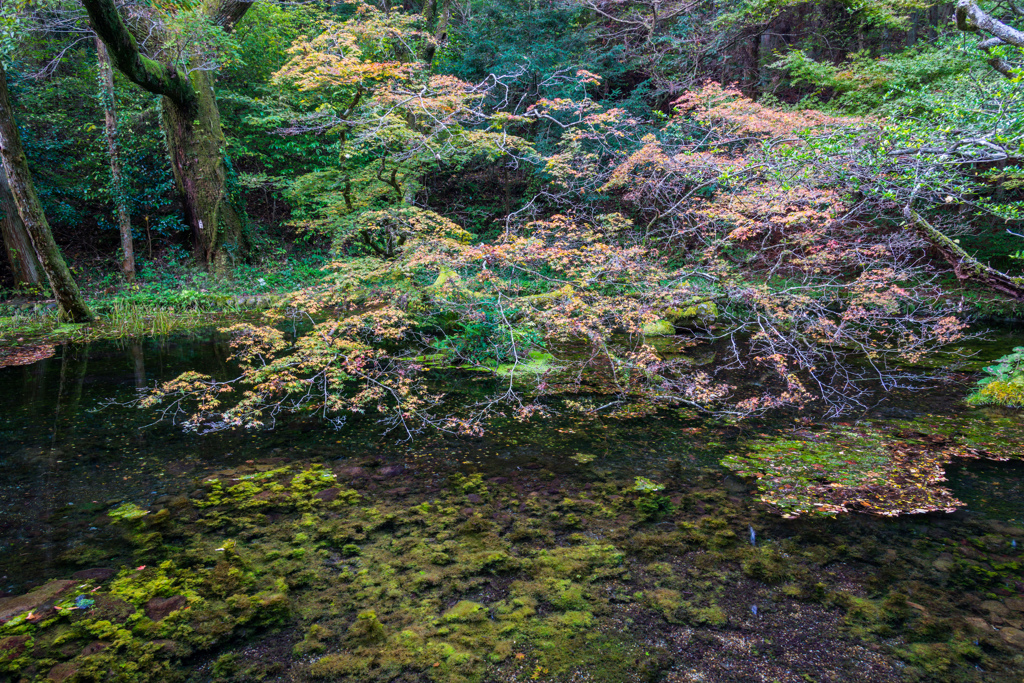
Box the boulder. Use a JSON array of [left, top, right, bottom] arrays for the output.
[[665, 300, 718, 326], [641, 319, 675, 337]]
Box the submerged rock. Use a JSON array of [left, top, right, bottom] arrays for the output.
[[144, 595, 187, 622], [46, 661, 79, 682], [80, 641, 109, 657], [0, 580, 76, 623], [71, 567, 115, 581], [1001, 627, 1024, 649], [0, 636, 29, 661], [313, 487, 340, 502], [334, 466, 369, 479]]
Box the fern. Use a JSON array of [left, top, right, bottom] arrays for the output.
[[967, 347, 1024, 407]]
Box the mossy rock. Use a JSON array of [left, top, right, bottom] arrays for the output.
[[664, 300, 718, 326], [641, 319, 675, 337], [442, 601, 487, 623]]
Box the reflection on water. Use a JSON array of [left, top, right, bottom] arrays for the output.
[[0, 330, 1022, 590], [4, 330, 1024, 682]]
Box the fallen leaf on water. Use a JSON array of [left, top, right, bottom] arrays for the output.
[[0, 344, 55, 368]]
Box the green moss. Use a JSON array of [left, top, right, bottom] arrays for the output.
[[442, 601, 487, 623], [293, 624, 334, 656], [742, 547, 795, 585], [348, 610, 386, 645], [635, 494, 674, 521], [646, 588, 682, 619], [108, 502, 150, 520], [641, 319, 675, 337], [687, 604, 727, 627], [6, 461, 1021, 683]]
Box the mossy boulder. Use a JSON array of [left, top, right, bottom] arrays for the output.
[[643, 300, 718, 336], [641, 319, 675, 337], [665, 300, 718, 326]]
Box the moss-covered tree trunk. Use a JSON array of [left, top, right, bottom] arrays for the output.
[[161, 70, 247, 271], [96, 38, 135, 281], [0, 64, 93, 321], [0, 164, 42, 286], [904, 206, 1024, 299], [82, 0, 251, 271]]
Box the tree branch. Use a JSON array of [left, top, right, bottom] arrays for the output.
[[957, 0, 1024, 77], [903, 206, 1024, 299], [81, 0, 198, 109]]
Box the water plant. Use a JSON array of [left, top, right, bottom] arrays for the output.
[[2, 457, 1023, 682]]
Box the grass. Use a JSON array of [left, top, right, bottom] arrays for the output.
[[0, 251, 331, 346], [0, 303, 243, 345]]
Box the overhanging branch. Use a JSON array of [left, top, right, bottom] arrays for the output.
[[903, 206, 1024, 299], [82, 0, 198, 110]]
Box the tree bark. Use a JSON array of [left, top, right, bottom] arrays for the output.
[[82, 0, 252, 270], [956, 0, 1024, 77], [161, 71, 247, 270], [0, 163, 42, 286], [0, 64, 93, 321], [96, 38, 135, 281], [420, 0, 439, 62]]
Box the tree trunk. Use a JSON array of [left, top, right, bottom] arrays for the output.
[[0, 163, 42, 286], [160, 69, 247, 271], [96, 38, 135, 281], [435, 0, 450, 43], [420, 0, 439, 62], [0, 63, 93, 321], [82, 0, 251, 270]]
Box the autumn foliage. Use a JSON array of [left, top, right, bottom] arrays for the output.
[[143, 16, 969, 439]]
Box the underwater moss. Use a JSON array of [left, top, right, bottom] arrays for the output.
[[5, 459, 1024, 683]]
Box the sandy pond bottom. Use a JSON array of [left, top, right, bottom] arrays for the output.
[[1, 335, 1024, 683]]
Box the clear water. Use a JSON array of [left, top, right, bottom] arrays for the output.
[[2, 329, 1024, 681], [1, 329, 1022, 586]]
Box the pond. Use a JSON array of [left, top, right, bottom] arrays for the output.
[[1, 330, 1024, 682]]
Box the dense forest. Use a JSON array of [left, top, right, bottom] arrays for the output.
[[3, 1, 1024, 681]]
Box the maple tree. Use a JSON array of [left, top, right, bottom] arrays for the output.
[[142, 71, 974, 435]]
